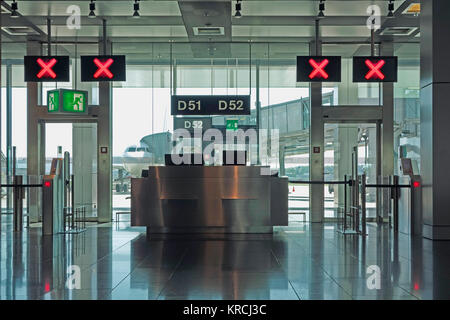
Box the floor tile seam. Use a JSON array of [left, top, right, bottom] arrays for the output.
[[155, 247, 189, 300]]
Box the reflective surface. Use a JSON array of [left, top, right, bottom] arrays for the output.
[[132, 166, 288, 232], [1, 215, 449, 300]]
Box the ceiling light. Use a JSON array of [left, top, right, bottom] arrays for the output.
[[133, 0, 140, 18], [318, 0, 325, 19], [11, 0, 19, 18], [88, 0, 96, 18], [403, 3, 420, 16], [235, 0, 242, 18], [387, 0, 394, 18]]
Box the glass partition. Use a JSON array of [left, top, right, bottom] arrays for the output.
[[393, 43, 420, 176], [322, 44, 381, 106]]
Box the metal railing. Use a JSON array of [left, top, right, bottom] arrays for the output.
[[289, 174, 416, 235], [63, 206, 86, 234], [1, 176, 44, 232]]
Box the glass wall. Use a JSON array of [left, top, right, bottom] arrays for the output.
[[393, 43, 420, 176], [111, 42, 311, 220], [322, 44, 381, 106]]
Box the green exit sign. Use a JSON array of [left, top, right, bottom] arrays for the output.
[[47, 89, 88, 114], [226, 119, 239, 131]]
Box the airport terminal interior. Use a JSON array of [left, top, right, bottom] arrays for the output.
[[0, 0, 450, 300]]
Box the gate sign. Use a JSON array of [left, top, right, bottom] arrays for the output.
[[171, 95, 251, 116], [81, 55, 126, 81], [47, 89, 88, 114], [353, 56, 398, 82], [24, 56, 70, 82], [174, 117, 212, 132], [297, 56, 341, 82]]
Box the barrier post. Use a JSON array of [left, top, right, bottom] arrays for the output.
[[361, 174, 367, 235], [393, 175, 399, 232], [344, 174, 347, 232], [13, 175, 23, 232]]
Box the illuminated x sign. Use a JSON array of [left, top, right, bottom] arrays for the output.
[[24, 56, 70, 82], [353, 56, 398, 82], [81, 55, 126, 82], [297, 56, 341, 82], [37, 58, 57, 79], [94, 58, 114, 79]]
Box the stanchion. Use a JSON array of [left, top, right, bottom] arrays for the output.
[[13, 175, 23, 232], [344, 174, 347, 232], [392, 175, 399, 232], [361, 173, 367, 236]]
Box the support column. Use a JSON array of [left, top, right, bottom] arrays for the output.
[[309, 36, 324, 223], [26, 40, 42, 223], [97, 38, 112, 223], [420, 0, 450, 240], [381, 42, 395, 221]]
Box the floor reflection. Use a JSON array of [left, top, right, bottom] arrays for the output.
[[1, 214, 449, 300]]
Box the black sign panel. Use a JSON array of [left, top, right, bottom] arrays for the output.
[[353, 56, 398, 82], [173, 117, 212, 132], [81, 55, 126, 82], [24, 56, 70, 82], [297, 56, 341, 82], [171, 95, 251, 116]]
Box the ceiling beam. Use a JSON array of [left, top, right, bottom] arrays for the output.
[[0, 2, 46, 38]]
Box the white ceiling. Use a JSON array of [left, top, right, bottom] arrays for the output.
[[0, 0, 420, 59]]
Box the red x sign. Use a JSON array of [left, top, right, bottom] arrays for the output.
[[365, 59, 385, 80], [37, 58, 57, 79], [93, 58, 114, 79], [309, 59, 329, 80]]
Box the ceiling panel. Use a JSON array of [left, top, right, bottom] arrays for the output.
[[237, 1, 406, 16], [232, 25, 314, 37], [8, 1, 181, 16]]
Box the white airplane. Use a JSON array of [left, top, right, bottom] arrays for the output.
[[121, 142, 154, 177]]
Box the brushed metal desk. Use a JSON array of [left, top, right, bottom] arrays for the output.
[[131, 166, 288, 234]]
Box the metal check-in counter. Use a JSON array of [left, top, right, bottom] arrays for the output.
[[131, 166, 288, 234]]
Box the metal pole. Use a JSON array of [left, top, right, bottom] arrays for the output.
[[393, 175, 399, 232], [13, 175, 23, 232], [47, 18, 52, 56], [315, 19, 320, 56], [102, 19, 107, 55], [344, 174, 347, 231], [71, 174, 75, 229], [353, 146, 359, 233], [361, 173, 367, 235], [12, 146, 16, 178], [370, 28, 375, 56]]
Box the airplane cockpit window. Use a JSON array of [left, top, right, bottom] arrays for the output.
[[137, 147, 146, 152], [127, 147, 137, 152]]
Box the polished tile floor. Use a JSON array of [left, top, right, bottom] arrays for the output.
[[0, 215, 449, 300]]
